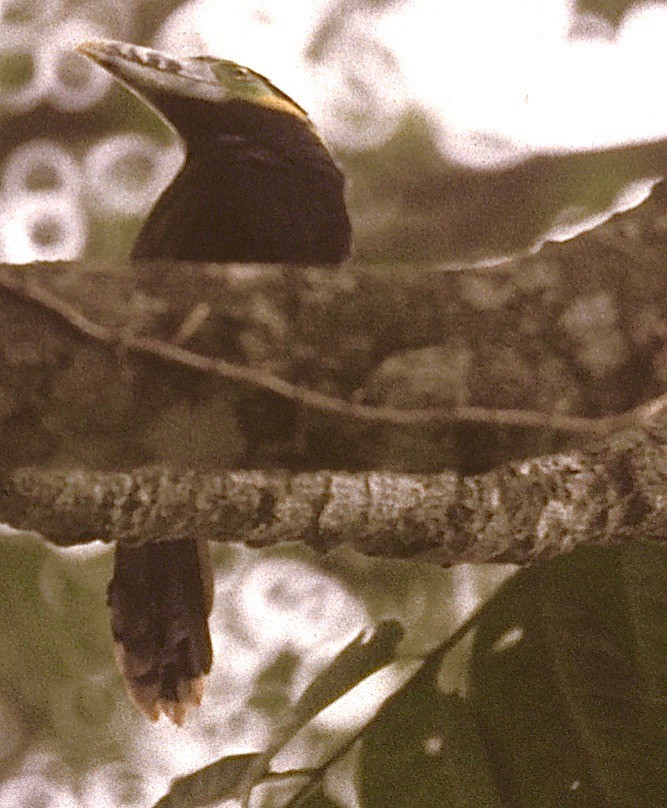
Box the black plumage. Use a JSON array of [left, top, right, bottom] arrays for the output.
[[78, 40, 350, 722], [132, 100, 350, 264]]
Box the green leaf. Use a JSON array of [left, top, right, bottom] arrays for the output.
[[151, 753, 261, 808], [293, 620, 404, 725], [249, 651, 300, 715], [0, 51, 34, 94], [359, 654, 503, 807], [469, 544, 666, 808]]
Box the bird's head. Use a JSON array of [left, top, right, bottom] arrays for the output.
[[77, 39, 351, 264], [76, 40, 320, 147]]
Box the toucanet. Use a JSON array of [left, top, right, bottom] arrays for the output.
[[77, 39, 351, 723]]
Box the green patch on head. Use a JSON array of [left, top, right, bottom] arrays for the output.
[[195, 57, 310, 121]]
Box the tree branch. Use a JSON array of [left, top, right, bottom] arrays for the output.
[[2, 415, 664, 564], [0, 188, 664, 565], [1, 268, 659, 435]]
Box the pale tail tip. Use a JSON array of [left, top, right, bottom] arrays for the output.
[[114, 641, 207, 725]]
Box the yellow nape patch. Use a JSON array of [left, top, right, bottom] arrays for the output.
[[257, 94, 313, 123], [255, 94, 324, 143]]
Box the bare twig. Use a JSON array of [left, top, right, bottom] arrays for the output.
[[0, 271, 663, 435]]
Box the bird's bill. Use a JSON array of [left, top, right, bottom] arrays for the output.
[[75, 39, 312, 126], [76, 39, 232, 105]]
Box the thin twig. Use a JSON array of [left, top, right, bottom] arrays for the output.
[[0, 272, 663, 435]]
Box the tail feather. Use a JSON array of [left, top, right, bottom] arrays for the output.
[[108, 538, 213, 724]]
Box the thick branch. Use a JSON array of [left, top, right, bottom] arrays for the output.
[[2, 418, 664, 565], [2, 267, 660, 434]]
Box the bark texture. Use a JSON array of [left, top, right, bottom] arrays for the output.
[[1, 413, 664, 565]]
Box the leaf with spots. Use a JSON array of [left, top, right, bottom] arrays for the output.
[[469, 543, 666, 807], [359, 652, 503, 807]]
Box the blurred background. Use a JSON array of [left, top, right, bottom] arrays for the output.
[[1, 1, 666, 805], [3, 0, 667, 267]]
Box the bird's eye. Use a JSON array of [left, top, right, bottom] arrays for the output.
[[235, 67, 249, 79]]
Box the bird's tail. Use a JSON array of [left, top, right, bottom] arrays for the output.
[[108, 537, 214, 724]]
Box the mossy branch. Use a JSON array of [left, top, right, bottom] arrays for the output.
[[2, 265, 661, 434]]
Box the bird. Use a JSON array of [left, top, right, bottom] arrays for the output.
[[77, 39, 351, 724]]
